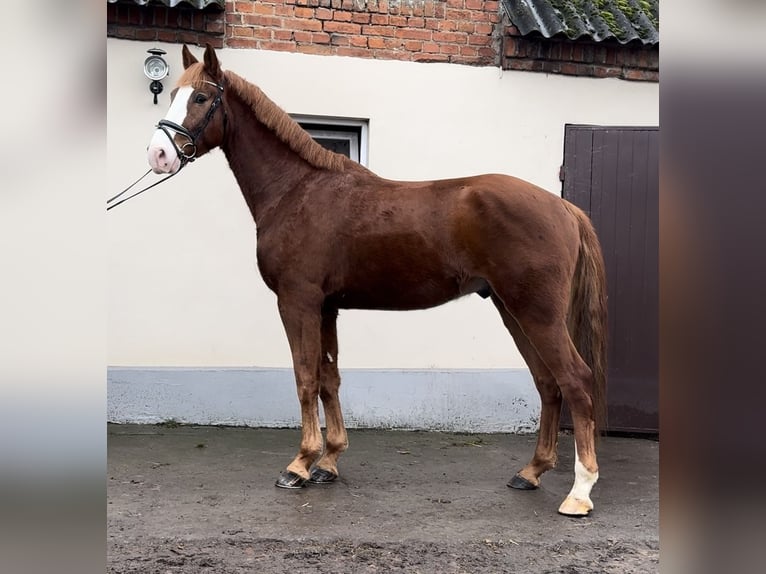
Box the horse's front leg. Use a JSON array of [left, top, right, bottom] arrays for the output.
[[309, 307, 348, 484], [274, 292, 324, 489]]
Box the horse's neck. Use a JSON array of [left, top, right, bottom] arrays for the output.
[[221, 93, 316, 226]]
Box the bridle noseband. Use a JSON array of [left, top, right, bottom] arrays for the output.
[[107, 79, 226, 211], [156, 79, 226, 167]]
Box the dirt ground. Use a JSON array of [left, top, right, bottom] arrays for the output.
[[107, 424, 658, 573]]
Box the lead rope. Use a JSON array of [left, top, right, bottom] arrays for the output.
[[106, 168, 181, 211]]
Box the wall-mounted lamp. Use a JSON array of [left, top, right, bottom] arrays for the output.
[[144, 48, 169, 104]]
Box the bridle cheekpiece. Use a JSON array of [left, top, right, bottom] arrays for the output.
[[156, 79, 225, 167]]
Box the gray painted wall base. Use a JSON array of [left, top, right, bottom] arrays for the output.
[[108, 368, 540, 433]]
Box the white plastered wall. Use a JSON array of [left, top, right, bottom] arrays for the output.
[[108, 38, 658, 371]]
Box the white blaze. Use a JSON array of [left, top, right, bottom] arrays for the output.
[[147, 86, 194, 174]]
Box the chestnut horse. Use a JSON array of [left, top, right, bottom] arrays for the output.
[[146, 45, 608, 516]]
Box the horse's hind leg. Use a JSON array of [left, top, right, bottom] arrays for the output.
[[523, 320, 599, 516], [309, 307, 349, 484], [492, 287, 599, 516], [491, 295, 562, 490]]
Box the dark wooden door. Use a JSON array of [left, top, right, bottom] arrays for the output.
[[562, 125, 659, 434]]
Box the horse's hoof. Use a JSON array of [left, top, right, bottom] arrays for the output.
[[309, 468, 338, 484], [507, 474, 539, 490], [557, 496, 593, 517], [275, 470, 307, 489]]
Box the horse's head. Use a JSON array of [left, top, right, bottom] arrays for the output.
[[147, 44, 226, 174]]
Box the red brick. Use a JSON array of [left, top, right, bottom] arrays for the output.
[[474, 22, 492, 35], [135, 28, 158, 40], [274, 29, 294, 40], [335, 46, 371, 58], [253, 27, 273, 39], [478, 46, 495, 58], [623, 68, 653, 81], [232, 25, 254, 37], [226, 12, 243, 24], [349, 35, 368, 47], [423, 2, 435, 17], [297, 44, 333, 56], [352, 13, 371, 24], [505, 58, 534, 71], [412, 53, 449, 63], [260, 41, 298, 52], [293, 30, 313, 42], [334, 11, 353, 22], [371, 14, 389, 25], [485, 1, 499, 10], [425, 18, 440, 30], [362, 25, 396, 37], [331, 34, 350, 46], [312, 31, 331, 43], [460, 45, 478, 56], [324, 20, 361, 33], [465, 0, 483, 9], [295, 7, 314, 18], [157, 30, 180, 43], [396, 28, 432, 40], [226, 37, 258, 48], [284, 17, 324, 31], [446, 0, 464, 8], [368, 36, 386, 49], [439, 43, 459, 55], [468, 34, 490, 46], [457, 21, 475, 33], [244, 14, 282, 27], [433, 31, 468, 43], [205, 20, 225, 34], [560, 62, 578, 75], [422, 41, 440, 53], [404, 40, 423, 51], [253, 3, 275, 15], [234, 1, 254, 13], [438, 20, 458, 32], [275, 6, 296, 16], [374, 50, 412, 62], [451, 55, 481, 65], [389, 16, 407, 27], [445, 8, 471, 20]]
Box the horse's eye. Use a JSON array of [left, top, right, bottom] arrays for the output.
[[194, 93, 208, 104]]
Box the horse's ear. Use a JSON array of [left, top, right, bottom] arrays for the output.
[[203, 43, 222, 81], [182, 44, 198, 69]]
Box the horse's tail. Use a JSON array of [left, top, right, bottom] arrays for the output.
[[564, 201, 609, 437]]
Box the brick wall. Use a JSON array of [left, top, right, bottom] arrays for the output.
[[106, 0, 657, 80], [502, 25, 658, 82], [226, 0, 500, 65], [107, 1, 226, 48]]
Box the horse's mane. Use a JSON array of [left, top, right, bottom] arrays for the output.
[[178, 65, 345, 171]]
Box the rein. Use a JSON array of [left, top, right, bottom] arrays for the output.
[[107, 79, 225, 212]]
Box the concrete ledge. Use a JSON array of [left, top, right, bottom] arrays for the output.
[[108, 367, 540, 433]]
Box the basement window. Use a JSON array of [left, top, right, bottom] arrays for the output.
[[292, 116, 368, 166]]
